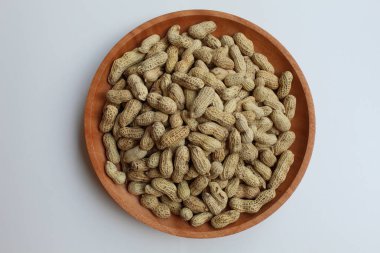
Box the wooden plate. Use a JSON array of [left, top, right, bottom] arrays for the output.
[[84, 10, 315, 238]]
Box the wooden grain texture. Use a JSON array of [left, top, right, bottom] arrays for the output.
[[84, 10, 315, 238]]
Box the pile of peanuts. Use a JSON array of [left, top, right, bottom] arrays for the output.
[[100, 21, 296, 229]]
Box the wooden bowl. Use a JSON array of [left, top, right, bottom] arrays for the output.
[[84, 10, 315, 238]]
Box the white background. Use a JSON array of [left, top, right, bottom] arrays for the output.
[[1, 0, 380, 252]]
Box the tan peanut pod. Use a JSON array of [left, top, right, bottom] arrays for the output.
[[229, 128, 242, 153], [252, 160, 272, 181], [213, 179, 229, 189], [151, 178, 180, 202], [127, 170, 150, 182], [255, 76, 266, 87], [189, 67, 226, 92], [208, 181, 228, 204], [146, 93, 177, 115], [230, 189, 276, 213], [212, 146, 227, 162], [234, 112, 254, 143], [249, 166, 267, 189], [147, 151, 161, 169], [197, 122, 228, 141], [210, 161, 224, 179], [156, 73, 171, 96], [146, 168, 163, 179], [112, 78, 127, 90], [224, 73, 253, 90], [106, 90, 133, 104], [225, 177, 240, 198], [268, 150, 294, 189], [184, 89, 197, 110], [140, 194, 159, 209], [272, 131, 295, 155], [221, 153, 239, 180], [127, 181, 146, 195], [139, 127, 154, 151], [169, 111, 183, 128], [236, 161, 261, 187], [158, 148, 174, 178], [253, 130, 277, 146], [117, 138, 137, 151], [251, 53, 274, 73], [130, 159, 149, 171], [256, 70, 279, 89], [277, 71, 293, 99], [119, 99, 142, 126], [211, 67, 229, 80], [241, 111, 256, 126], [175, 54, 194, 73], [270, 110, 291, 132], [203, 34, 221, 49], [165, 45, 179, 73], [261, 105, 274, 116], [235, 185, 260, 199], [182, 39, 202, 58], [220, 35, 235, 47], [202, 192, 224, 215], [181, 110, 198, 131], [145, 184, 163, 197], [212, 93, 224, 111], [260, 149, 277, 167], [188, 21, 216, 39], [159, 126, 190, 149], [194, 60, 209, 72], [188, 132, 222, 152], [193, 46, 214, 64], [138, 34, 160, 53], [99, 105, 118, 133], [211, 210, 240, 229], [233, 32, 254, 57], [168, 83, 185, 110], [105, 161, 126, 184], [184, 196, 209, 214], [123, 146, 147, 163], [283, 95, 296, 120], [190, 87, 216, 118], [180, 207, 193, 221], [244, 56, 259, 80], [224, 98, 239, 113], [190, 212, 213, 227], [204, 106, 236, 128], [172, 146, 190, 183], [151, 122, 165, 143], [119, 127, 144, 139], [242, 101, 265, 119], [146, 37, 169, 58], [239, 143, 258, 164], [220, 86, 241, 101], [161, 195, 182, 215], [167, 25, 193, 48], [143, 67, 163, 83], [103, 133, 120, 164], [253, 85, 279, 103], [123, 63, 140, 76], [229, 44, 246, 73], [151, 203, 171, 219], [212, 46, 234, 70], [135, 111, 168, 126], [108, 49, 145, 85], [172, 72, 205, 90], [177, 181, 191, 201], [189, 145, 211, 176], [138, 51, 168, 74], [237, 89, 250, 100], [253, 117, 273, 132], [190, 176, 209, 196]]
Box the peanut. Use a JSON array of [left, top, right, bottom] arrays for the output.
[[203, 34, 221, 49], [212, 46, 234, 70], [147, 151, 161, 169], [184, 196, 208, 214], [108, 49, 145, 84], [256, 70, 278, 89], [235, 184, 260, 199], [233, 32, 254, 56], [221, 153, 239, 180], [225, 177, 240, 198], [211, 210, 240, 229], [105, 161, 126, 184], [146, 93, 177, 114], [220, 35, 235, 47], [189, 67, 226, 92], [151, 178, 180, 202], [180, 207, 193, 221], [128, 181, 146, 195], [99, 105, 118, 133], [229, 45, 246, 73], [268, 150, 294, 190], [197, 122, 228, 141], [106, 90, 133, 104], [283, 95, 296, 120], [167, 25, 193, 48], [172, 72, 205, 90], [177, 181, 191, 201], [103, 133, 120, 164], [119, 127, 144, 139], [138, 51, 168, 74], [260, 149, 277, 167], [188, 21, 216, 39], [270, 110, 291, 132], [159, 148, 174, 178], [123, 146, 147, 163], [189, 145, 211, 176], [135, 111, 168, 126], [193, 46, 213, 64], [119, 99, 142, 126], [190, 176, 209, 196], [175, 54, 194, 73], [252, 53, 274, 73], [272, 131, 295, 155], [229, 189, 276, 213], [165, 45, 179, 73], [172, 146, 190, 183], [159, 126, 190, 149], [145, 184, 163, 197], [204, 106, 236, 128], [117, 138, 137, 151]]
